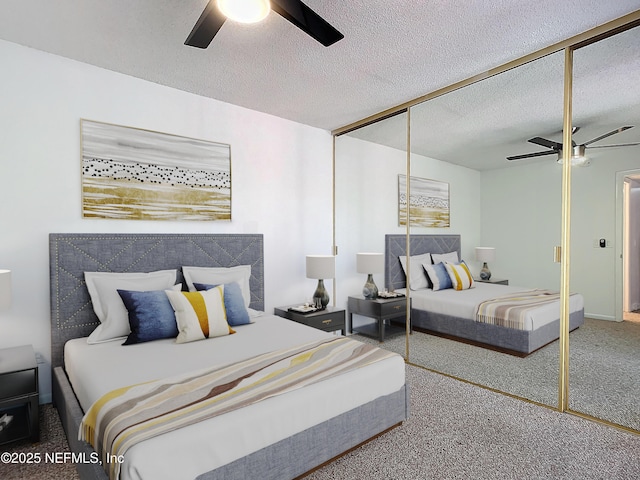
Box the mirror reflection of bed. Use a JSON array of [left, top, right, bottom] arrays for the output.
[[385, 234, 584, 357], [335, 21, 640, 432]]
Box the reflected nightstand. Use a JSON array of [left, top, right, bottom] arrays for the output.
[[348, 295, 410, 342]]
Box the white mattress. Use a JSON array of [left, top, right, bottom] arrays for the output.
[[65, 314, 405, 480], [404, 282, 584, 331]]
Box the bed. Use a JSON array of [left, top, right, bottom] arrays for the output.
[[50, 233, 408, 480], [384, 234, 584, 356]]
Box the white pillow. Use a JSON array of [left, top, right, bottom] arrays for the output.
[[432, 251, 459, 264], [166, 286, 234, 344], [444, 261, 475, 290], [182, 265, 251, 307], [399, 253, 431, 290], [85, 270, 178, 344]]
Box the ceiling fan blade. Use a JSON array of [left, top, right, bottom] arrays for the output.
[[185, 0, 226, 49], [588, 142, 640, 149], [528, 137, 563, 150], [271, 0, 344, 46], [507, 150, 558, 161], [583, 126, 634, 147]]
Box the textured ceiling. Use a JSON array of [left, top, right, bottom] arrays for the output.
[[0, 1, 639, 169], [349, 25, 640, 170]]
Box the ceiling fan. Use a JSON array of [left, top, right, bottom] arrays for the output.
[[507, 126, 640, 166], [185, 0, 344, 49]]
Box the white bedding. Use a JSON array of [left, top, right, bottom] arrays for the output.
[[404, 282, 584, 331], [65, 314, 405, 480]]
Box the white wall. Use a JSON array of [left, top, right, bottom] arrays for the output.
[[334, 134, 481, 311], [0, 40, 333, 403], [482, 149, 640, 320], [481, 161, 563, 290]]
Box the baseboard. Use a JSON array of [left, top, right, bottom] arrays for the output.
[[585, 313, 617, 322]]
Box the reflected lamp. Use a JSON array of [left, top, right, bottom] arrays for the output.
[[0, 270, 11, 309], [356, 253, 384, 299], [475, 247, 495, 281]]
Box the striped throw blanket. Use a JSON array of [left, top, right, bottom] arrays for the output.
[[475, 289, 561, 330], [79, 337, 396, 480]]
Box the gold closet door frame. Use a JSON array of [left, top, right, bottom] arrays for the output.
[[332, 11, 640, 429]]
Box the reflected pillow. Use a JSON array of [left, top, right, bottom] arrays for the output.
[[399, 253, 432, 290], [85, 270, 178, 344], [423, 262, 452, 291], [194, 282, 252, 326], [118, 285, 181, 345], [445, 261, 475, 291], [166, 286, 235, 344], [182, 265, 251, 307], [432, 251, 459, 265]]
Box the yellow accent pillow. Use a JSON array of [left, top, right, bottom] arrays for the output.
[[444, 262, 475, 291], [166, 286, 235, 344]]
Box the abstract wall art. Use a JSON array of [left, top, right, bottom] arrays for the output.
[[81, 120, 231, 221], [398, 174, 450, 228]]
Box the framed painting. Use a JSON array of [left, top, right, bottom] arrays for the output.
[[81, 119, 231, 221], [398, 174, 450, 227]]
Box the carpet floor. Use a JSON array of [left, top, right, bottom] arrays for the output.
[[1, 364, 639, 479], [352, 317, 640, 431]]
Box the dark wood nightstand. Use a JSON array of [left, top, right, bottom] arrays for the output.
[[0, 345, 39, 445], [474, 277, 509, 285], [274, 305, 346, 335], [348, 295, 410, 342]]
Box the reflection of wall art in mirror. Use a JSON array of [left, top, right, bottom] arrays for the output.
[[81, 119, 231, 221], [398, 174, 449, 227]]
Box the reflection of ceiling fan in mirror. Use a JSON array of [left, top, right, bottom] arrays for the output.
[[507, 126, 640, 167]]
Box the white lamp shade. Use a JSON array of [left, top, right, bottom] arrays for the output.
[[0, 270, 11, 309], [475, 247, 495, 263], [356, 253, 384, 274], [306, 255, 335, 280]]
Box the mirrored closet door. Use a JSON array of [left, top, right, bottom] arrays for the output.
[[404, 51, 567, 408], [568, 23, 640, 432], [334, 112, 410, 343]]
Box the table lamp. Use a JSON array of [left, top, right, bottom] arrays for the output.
[[0, 270, 11, 309], [306, 255, 335, 309], [356, 253, 384, 299], [475, 247, 495, 280]]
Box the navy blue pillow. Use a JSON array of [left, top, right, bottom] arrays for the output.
[[118, 289, 178, 345], [193, 282, 252, 326]]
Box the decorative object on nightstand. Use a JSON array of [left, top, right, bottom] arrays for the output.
[[356, 253, 384, 299], [306, 255, 335, 309], [0, 345, 39, 445], [475, 247, 495, 280], [0, 269, 11, 310]]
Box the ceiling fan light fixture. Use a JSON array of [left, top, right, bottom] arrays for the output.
[[216, 0, 271, 24], [557, 145, 589, 166]]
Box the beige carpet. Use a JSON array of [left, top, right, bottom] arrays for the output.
[[2, 366, 640, 479]]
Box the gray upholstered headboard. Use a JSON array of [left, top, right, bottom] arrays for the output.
[[384, 234, 461, 291], [49, 233, 264, 369]]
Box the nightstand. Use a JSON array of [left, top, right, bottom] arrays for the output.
[[348, 296, 410, 342], [274, 305, 346, 335], [0, 345, 39, 445], [475, 277, 509, 285]]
